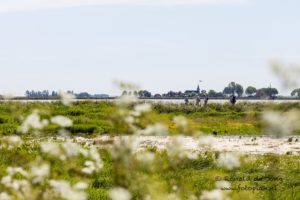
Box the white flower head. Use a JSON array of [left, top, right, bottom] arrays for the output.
[[215, 181, 231, 189], [116, 95, 138, 107], [5, 136, 23, 148], [0, 192, 11, 200], [217, 153, 240, 170], [49, 180, 87, 200], [109, 187, 132, 200], [173, 116, 188, 129], [51, 116, 73, 128], [18, 110, 48, 134], [30, 163, 50, 184], [134, 103, 151, 114], [137, 123, 168, 136], [135, 151, 155, 164], [200, 189, 228, 200], [262, 110, 300, 136], [60, 91, 75, 106]]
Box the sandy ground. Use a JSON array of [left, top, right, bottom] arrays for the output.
[[74, 135, 300, 155]]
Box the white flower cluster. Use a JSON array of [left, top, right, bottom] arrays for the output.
[[48, 180, 87, 200], [18, 111, 74, 134], [167, 136, 198, 161], [217, 153, 240, 170], [60, 91, 75, 106], [109, 187, 132, 200], [262, 110, 300, 136], [173, 116, 188, 130], [137, 123, 168, 136], [200, 181, 231, 200], [0, 136, 23, 149], [41, 140, 103, 174], [18, 110, 49, 134], [51, 116, 73, 128]]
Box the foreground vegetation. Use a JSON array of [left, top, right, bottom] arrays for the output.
[[0, 101, 300, 136], [1, 141, 300, 200]]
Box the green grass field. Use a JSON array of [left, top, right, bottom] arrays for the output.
[[0, 101, 299, 136]]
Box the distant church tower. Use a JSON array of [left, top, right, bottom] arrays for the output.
[[197, 85, 200, 94]]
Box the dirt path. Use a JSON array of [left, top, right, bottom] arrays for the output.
[[75, 135, 300, 155]]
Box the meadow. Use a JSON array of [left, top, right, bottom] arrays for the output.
[[0, 101, 299, 136], [0, 100, 300, 200]]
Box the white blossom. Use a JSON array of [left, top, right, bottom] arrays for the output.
[[41, 141, 61, 157], [18, 111, 48, 133], [109, 187, 132, 200], [217, 153, 240, 170], [60, 91, 75, 106], [51, 116, 73, 128], [49, 180, 87, 200], [200, 189, 229, 200], [30, 163, 50, 184], [134, 104, 151, 114], [137, 123, 168, 136], [0, 192, 11, 200], [173, 116, 188, 129]]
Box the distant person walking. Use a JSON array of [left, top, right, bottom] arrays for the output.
[[195, 96, 201, 106], [204, 95, 209, 106], [230, 95, 237, 105], [184, 97, 189, 105]]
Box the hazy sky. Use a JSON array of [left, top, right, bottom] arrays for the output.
[[0, 0, 299, 96]]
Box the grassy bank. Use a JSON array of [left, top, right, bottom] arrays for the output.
[[0, 101, 299, 136]]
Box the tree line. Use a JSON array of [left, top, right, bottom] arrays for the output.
[[122, 82, 300, 99]]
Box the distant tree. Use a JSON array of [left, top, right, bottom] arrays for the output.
[[223, 82, 244, 97], [291, 88, 300, 98], [245, 86, 257, 96], [122, 91, 128, 96], [256, 88, 278, 98], [138, 90, 151, 98], [208, 90, 217, 97]]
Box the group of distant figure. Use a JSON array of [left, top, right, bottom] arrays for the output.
[[184, 94, 237, 106]]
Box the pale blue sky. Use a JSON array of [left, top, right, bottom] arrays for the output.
[[0, 0, 299, 96]]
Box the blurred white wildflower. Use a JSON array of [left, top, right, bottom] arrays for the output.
[[217, 153, 240, 170], [7, 167, 28, 177], [200, 189, 229, 200], [109, 187, 132, 200], [270, 59, 300, 89], [49, 180, 87, 200], [18, 110, 48, 134], [114, 81, 139, 91], [262, 110, 300, 136], [167, 193, 180, 200], [134, 103, 151, 114], [60, 91, 75, 106], [51, 116, 73, 128], [111, 137, 140, 163], [137, 123, 168, 136], [61, 140, 83, 157], [30, 163, 50, 184], [116, 95, 138, 107], [215, 181, 231, 189], [198, 136, 216, 147], [135, 151, 155, 164], [0, 192, 11, 200], [74, 182, 88, 190], [81, 160, 101, 175], [4, 136, 23, 149], [41, 141, 62, 158], [173, 116, 188, 129]]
